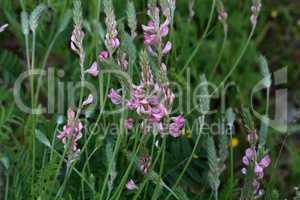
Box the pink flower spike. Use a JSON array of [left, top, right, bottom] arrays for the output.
[[85, 62, 99, 77], [99, 51, 109, 60], [126, 179, 138, 190], [108, 88, 122, 105], [162, 41, 172, 54], [125, 118, 134, 130], [259, 155, 271, 168], [0, 24, 8, 32], [83, 94, 93, 106]]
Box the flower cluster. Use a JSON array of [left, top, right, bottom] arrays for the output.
[[57, 109, 83, 156], [107, 6, 184, 137], [139, 154, 151, 174], [103, 0, 120, 50], [241, 131, 271, 197], [108, 76, 184, 137], [142, 7, 172, 58], [250, 1, 262, 26]]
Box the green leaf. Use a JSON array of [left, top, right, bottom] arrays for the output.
[[0, 156, 10, 170], [35, 129, 51, 147]]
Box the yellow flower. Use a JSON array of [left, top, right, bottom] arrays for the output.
[[230, 137, 239, 148], [271, 10, 278, 18]]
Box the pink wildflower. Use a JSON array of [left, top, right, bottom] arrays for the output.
[[108, 89, 122, 105], [85, 62, 99, 76], [57, 108, 83, 152], [82, 94, 93, 106], [245, 148, 256, 160], [247, 131, 258, 143], [126, 179, 138, 190], [162, 41, 172, 54], [124, 118, 134, 130], [169, 115, 185, 138], [99, 51, 109, 60], [150, 104, 167, 122], [139, 155, 151, 174], [259, 155, 271, 168]]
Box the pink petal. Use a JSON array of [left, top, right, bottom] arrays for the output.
[[126, 179, 138, 190], [124, 118, 134, 129], [242, 156, 249, 165], [83, 94, 93, 106], [99, 51, 109, 60], [259, 155, 271, 168], [162, 41, 172, 54], [85, 62, 99, 76]]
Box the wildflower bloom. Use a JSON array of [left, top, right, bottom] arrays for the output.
[[99, 51, 109, 60], [169, 115, 185, 138], [162, 41, 172, 54], [142, 7, 172, 57], [139, 155, 151, 174], [108, 88, 122, 105], [57, 109, 83, 153], [82, 94, 93, 106], [85, 62, 99, 76], [124, 118, 134, 130], [250, 1, 262, 26], [103, 0, 120, 50], [241, 130, 271, 197], [126, 180, 138, 190]]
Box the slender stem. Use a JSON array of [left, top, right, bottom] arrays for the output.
[[34, 32, 60, 103], [81, 147, 99, 199], [179, 0, 216, 75], [99, 107, 125, 199], [4, 172, 9, 200], [210, 25, 256, 97], [110, 133, 145, 200], [209, 28, 228, 80], [186, 24, 257, 116], [165, 116, 205, 200], [50, 124, 59, 161], [151, 137, 166, 200], [30, 31, 37, 197]]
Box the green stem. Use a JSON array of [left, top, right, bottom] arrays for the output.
[[179, 0, 216, 75], [110, 133, 145, 200], [34, 32, 60, 103], [165, 115, 205, 200], [30, 30, 37, 198], [210, 25, 256, 97], [209, 28, 228, 80], [99, 113, 124, 199]]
